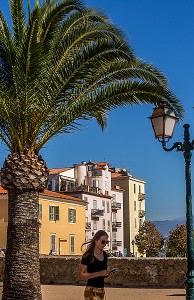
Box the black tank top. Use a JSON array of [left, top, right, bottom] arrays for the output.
[[81, 251, 108, 287]]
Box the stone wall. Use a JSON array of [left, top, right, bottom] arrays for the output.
[[0, 256, 187, 288]]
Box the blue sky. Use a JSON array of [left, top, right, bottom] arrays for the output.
[[0, 0, 194, 220]]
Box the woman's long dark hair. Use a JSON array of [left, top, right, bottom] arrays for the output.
[[81, 230, 108, 262]]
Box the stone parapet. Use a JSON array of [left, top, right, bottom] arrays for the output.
[[0, 256, 187, 288]]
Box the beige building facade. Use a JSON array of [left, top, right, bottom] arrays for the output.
[[111, 168, 146, 257]]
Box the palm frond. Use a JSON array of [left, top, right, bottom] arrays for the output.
[[0, 0, 184, 154], [9, 0, 26, 46]]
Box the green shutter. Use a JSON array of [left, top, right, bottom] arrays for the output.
[[39, 204, 42, 220], [55, 206, 59, 220], [49, 206, 52, 220], [73, 209, 76, 223], [68, 208, 71, 222], [68, 209, 76, 223]]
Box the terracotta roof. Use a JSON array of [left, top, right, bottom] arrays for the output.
[[96, 162, 109, 166], [111, 173, 145, 182], [49, 168, 72, 175], [0, 185, 7, 194], [0, 185, 86, 204], [111, 173, 129, 178], [41, 189, 87, 203]]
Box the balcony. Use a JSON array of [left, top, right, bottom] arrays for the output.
[[138, 210, 146, 218], [86, 222, 91, 230], [111, 202, 121, 212], [74, 184, 102, 195], [112, 240, 122, 250], [91, 209, 104, 220], [112, 221, 121, 231], [138, 193, 145, 201], [91, 170, 103, 177]]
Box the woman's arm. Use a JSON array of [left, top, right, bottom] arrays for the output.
[[79, 264, 108, 280]]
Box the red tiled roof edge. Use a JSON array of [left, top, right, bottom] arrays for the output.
[[0, 185, 86, 204]]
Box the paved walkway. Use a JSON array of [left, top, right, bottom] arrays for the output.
[[0, 285, 186, 300]]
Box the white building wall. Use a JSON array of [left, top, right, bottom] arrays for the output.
[[74, 164, 87, 186], [59, 169, 74, 179], [110, 189, 124, 255], [84, 193, 112, 250]]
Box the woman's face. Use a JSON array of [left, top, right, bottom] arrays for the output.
[[95, 235, 109, 250]]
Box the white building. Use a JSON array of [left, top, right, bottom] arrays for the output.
[[48, 161, 124, 255]]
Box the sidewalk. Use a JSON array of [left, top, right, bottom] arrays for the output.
[[0, 284, 186, 300]]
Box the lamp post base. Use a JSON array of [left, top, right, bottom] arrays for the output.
[[184, 270, 194, 300]]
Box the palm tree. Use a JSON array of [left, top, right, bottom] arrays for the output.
[[0, 0, 183, 299]]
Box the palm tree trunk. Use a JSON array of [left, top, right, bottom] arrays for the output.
[[2, 190, 42, 300]]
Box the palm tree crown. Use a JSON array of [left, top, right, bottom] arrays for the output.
[[0, 0, 183, 156]]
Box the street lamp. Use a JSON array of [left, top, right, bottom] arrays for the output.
[[149, 102, 194, 300]]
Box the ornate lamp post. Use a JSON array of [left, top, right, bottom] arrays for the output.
[[149, 102, 194, 299]]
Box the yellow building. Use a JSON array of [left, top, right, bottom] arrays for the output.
[[0, 186, 87, 255]]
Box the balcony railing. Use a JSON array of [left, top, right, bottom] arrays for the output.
[[74, 184, 102, 194], [91, 209, 104, 218], [86, 222, 91, 230], [111, 202, 121, 210], [112, 221, 122, 228], [112, 240, 122, 247], [138, 193, 145, 201], [138, 210, 146, 218]]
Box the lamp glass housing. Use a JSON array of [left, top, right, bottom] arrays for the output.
[[149, 104, 179, 140]]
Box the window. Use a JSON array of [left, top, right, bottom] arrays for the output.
[[134, 184, 136, 194], [39, 204, 42, 220], [52, 179, 56, 191], [107, 202, 110, 213], [107, 220, 110, 232], [134, 218, 137, 228], [68, 208, 76, 223], [105, 181, 109, 191], [70, 234, 75, 254], [88, 165, 93, 171], [93, 180, 99, 187], [102, 200, 105, 207], [50, 233, 56, 253], [93, 220, 97, 230], [49, 206, 59, 221], [134, 201, 136, 211], [113, 213, 116, 222], [93, 200, 97, 209], [48, 180, 52, 190], [139, 185, 141, 193], [139, 219, 143, 228], [102, 219, 106, 230]]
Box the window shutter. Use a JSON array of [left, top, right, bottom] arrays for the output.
[[68, 208, 71, 222], [39, 204, 42, 220], [55, 206, 59, 220], [49, 206, 52, 220], [73, 209, 76, 223]]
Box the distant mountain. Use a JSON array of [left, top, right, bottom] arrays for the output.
[[153, 217, 186, 238]]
